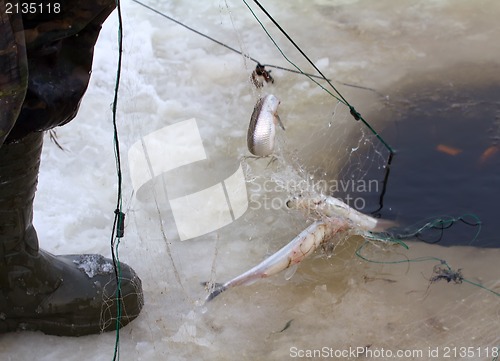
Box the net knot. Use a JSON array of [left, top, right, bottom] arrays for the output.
[[349, 106, 361, 121], [115, 209, 126, 238]]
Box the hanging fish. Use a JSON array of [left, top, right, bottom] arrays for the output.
[[247, 94, 285, 157]]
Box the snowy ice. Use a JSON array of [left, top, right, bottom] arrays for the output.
[[1, 0, 499, 360]]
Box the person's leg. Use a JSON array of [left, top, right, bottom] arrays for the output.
[[0, 132, 143, 336], [0, 3, 27, 146]]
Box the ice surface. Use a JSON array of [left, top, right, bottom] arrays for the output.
[[2, 0, 499, 360]]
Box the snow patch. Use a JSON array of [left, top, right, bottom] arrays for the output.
[[73, 254, 114, 278]]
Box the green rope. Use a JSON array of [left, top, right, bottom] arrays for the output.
[[356, 219, 500, 299], [244, 0, 395, 154], [112, 236, 123, 361], [355, 240, 436, 266], [397, 214, 482, 244], [111, 0, 125, 360], [359, 215, 498, 359], [357, 240, 500, 298], [132, 0, 393, 155], [241, 0, 344, 104], [462, 278, 500, 298]]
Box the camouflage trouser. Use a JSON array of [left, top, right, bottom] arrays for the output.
[[0, 0, 116, 146]]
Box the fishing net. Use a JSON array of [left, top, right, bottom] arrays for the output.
[[5, 0, 498, 360]]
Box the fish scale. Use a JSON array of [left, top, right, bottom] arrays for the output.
[[247, 94, 283, 156]]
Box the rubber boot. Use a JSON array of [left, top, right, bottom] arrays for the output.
[[0, 132, 144, 336]]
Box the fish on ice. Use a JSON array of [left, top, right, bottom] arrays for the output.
[[204, 193, 395, 302], [204, 218, 347, 302]]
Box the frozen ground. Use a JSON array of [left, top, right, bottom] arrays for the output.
[[1, 0, 499, 360]]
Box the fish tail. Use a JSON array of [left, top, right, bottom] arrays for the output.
[[275, 114, 285, 130], [373, 218, 398, 232], [203, 282, 228, 302]]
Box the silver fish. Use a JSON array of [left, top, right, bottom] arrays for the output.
[[247, 94, 285, 157], [205, 218, 346, 302], [286, 194, 395, 232]]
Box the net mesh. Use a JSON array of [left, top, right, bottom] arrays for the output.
[[18, 0, 500, 360], [116, 1, 500, 359]]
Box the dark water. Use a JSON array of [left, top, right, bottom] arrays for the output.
[[340, 65, 500, 247]]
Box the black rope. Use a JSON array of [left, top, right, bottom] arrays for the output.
[[250, 0, 348, 104], [248, 0, 394, 154], [131, 0, 260, 63], [131, 0, 394, 211], [130, 0, 387, 99], [370, 151, 394, 215], [111, 0, 125, 360]]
